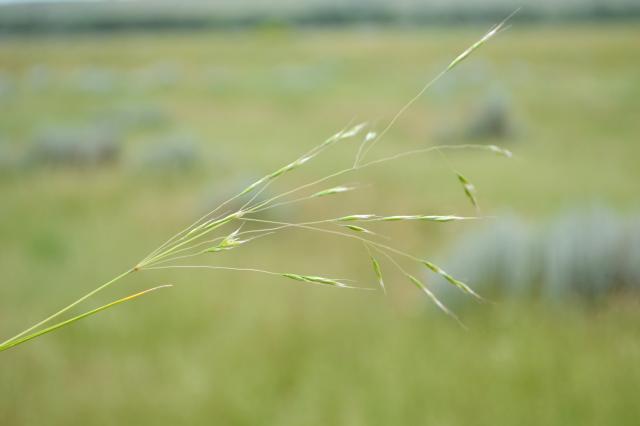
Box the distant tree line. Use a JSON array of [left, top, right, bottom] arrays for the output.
[[1, 1, 639, 34]]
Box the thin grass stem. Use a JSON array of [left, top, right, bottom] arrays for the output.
[[0, 269, 134, 348]]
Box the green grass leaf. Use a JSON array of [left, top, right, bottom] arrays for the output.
[[0, 285, 172, 353]]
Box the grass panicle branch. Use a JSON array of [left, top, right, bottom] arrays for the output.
[[0, 13, 516, 353]]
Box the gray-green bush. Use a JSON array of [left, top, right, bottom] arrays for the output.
[[27, 125, 121, 169], [439, 207, 640, 302]]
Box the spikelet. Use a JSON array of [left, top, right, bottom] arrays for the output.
[[370, 255, 386, 294], [456, 172, 478, 208], [341, 224, 374, 234], [486, 144, 513, 158], [337, 214, 376, 222], [445, 11, 516, 72], [205, 228, 246, 252], [337, 122, 368, 139], [376, 215, 475, 222], [422, 260, 483, 300], [281, 273, 348, 288], [405, 273, 461, 324], [311, 186, 355, 198]]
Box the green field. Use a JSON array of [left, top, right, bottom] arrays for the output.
[[1, 25, 639, 425]]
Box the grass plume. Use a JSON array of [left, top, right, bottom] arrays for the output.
[[0, 12, 517, 353]]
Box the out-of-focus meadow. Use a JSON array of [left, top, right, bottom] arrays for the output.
[[1, 3, 640, 425]]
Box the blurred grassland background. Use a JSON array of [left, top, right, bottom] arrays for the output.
[[1, 1, 640, 425]]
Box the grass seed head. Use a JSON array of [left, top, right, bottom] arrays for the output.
[[281, 273, 347, 288], [270, 156, 310, 179], [422, 260, 483, 300], [418, 215, 472, 222], [238, 177, 267, 197], [445, 10, 515, 72], [206, 228, 245, 252], [311, 186, 354, 198], [376, 215, 473, 222], [406, 273, 461, 323], [456, 172, 478, 208], [370, 256, 385, 293], [337, 214, 376, 222], [338, 122, 367, 139], [379, 215, 419, 221], [341, 224, 373, 234], [487, 144, 513, 158]]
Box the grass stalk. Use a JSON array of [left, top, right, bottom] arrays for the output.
[[1, 13, 516, 352], [0, 269, 134, 349]]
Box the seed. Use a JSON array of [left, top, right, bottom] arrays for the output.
[[311, 186, 354, 198], [341, 225, 372, 234], [281, 273, 346, 287], [422, 260, 482, 300], [370, 256, 385, 294], [487, 144, 513, 158], [338, 122, 367, 139], [456, 172, 478, 208], [337, 214, 376, 222], [406, 273, 458, 320]]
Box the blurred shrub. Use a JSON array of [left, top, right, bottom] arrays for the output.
[[96, 104, 170, 132], [439, 207, 640, 302], [72, 67, 119, 94], [541, 208, 622, 300], [435, 86, 518, 144], [27, 126, 121, 169], [132, 62, 182, 91], [0, 72, 15, 101], [622, 218, 640, 290], [25, 65, 53, 92], [464, 88, 516, 141], [133, 134, 200, 174], [0, 137, 19, 175], [271, 63, 338, 94]]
